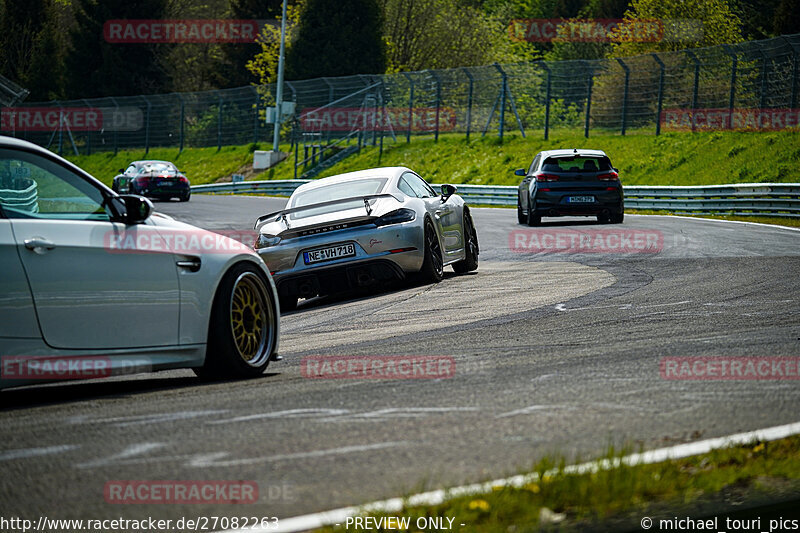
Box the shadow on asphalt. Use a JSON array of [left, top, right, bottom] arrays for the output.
[[0, 372, 280, 411]]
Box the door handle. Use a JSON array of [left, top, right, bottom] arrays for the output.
[[24, 237, 56, 254], [176, 258, 201, 272]]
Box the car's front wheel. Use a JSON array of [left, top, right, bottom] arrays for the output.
[[416, 219, 444, 284], [195, 263, 277, 379], [453, 210, 478, 274], [527, 208, 541, 226]]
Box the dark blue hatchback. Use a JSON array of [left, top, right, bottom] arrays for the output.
[[516, 148, 623, 226]]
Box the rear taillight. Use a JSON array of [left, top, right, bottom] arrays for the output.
[[535, 173, 560, 182], [598, 172, 619, 181], [179, 177, 189, 184]]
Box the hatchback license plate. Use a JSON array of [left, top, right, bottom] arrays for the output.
[[568, 196, 595, 203], [304, 243, 356, 264]]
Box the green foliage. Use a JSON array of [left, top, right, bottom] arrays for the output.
[[219, 0, 283, 88], [0, 0, 66, 100], [611, 0, 743, 56], [246, 0, 304, 85], [64, 0, 169, 98], [286, 0, 386, 80]]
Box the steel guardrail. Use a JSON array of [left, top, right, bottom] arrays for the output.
[[192, 181, 800, 218]]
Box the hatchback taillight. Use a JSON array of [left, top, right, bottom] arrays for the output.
[[598, 172, 619, 181], [535, 173, 560, 182]]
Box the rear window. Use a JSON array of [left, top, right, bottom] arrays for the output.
[[542, 156, 611, 173], [290, 177, 388, 219]]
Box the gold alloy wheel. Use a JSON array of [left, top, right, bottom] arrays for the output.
[[229, 272, 273, 366]]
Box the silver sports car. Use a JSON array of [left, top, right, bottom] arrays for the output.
[[0, 136, 280, 390], [254, 167, 479, 311]]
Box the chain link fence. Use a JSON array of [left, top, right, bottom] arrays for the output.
[[2, 33, 798, 157]]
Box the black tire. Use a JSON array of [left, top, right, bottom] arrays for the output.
[[279, 295, 297, 313], [597, 213, 611, 224], [417, 219, 444, 284], [112, 179, 119, 193], [180, 190, 191, 202], [195, 263, 278, 379], [611, 212, 624, 224], [527, 208, 541, 226], [517, 198, 526, 224], [453, 209, 478, 274]]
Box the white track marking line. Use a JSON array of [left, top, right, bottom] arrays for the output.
[[220, 420, 800, 533], [628, 213, 800, 233], [193, 441, 410, 468], [0, 445, 79, 461]]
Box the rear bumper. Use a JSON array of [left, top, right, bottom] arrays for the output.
[[276, 259, 406, 299], [531, 188, 623, 217]]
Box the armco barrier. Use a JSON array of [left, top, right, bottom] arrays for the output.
[[191, 181, 800, 218]]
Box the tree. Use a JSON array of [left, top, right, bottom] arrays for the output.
[[246, 0, 304, 85], [220, 0, 283, 88], [64, 0, 169, 98], [0, 0, 65, 101], [285, 0, 386, 80], [610, 0, 743, 56]]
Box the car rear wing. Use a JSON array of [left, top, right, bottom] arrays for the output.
[[254, 193, 403, 230]]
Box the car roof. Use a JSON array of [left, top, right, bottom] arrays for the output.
[[539, 149, 608, 158], [293, 167, 411, 194], [0, 134, 53, 153]]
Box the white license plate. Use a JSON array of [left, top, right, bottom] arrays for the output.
[[304, 243, 356, 264], [568, 196, 595, 203]]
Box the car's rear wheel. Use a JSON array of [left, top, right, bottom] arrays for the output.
[[611, 212, 624, 224], [417, 219, 444, 284], [597, 213, 610, 223], [195, 263, 277, 379], [180, 190, 191, 202], [517, 198, 526, 224], [453, 210, 478, 274], [527, 208, 541, 226]]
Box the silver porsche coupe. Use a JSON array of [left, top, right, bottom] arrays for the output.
[[0, 136, 280, 390], [254, 167, 479, 311]]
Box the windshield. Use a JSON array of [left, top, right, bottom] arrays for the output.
[[542, 156, 612, 172]]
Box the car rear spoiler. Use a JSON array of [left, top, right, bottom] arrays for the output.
[[254, 193, 403, 230]]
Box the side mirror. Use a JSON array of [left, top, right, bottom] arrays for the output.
[[441, 184, 457, 202], [612, 167, 619, 173], [108, 194, 153, 224], [118, 168, 125, 174], [514, 168, 526, 176]]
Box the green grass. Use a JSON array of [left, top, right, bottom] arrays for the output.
[[64, 130, 800, 188], [65, 143, 291, 188], [308, 130, 800, 186], [317, 436, 800, 532]]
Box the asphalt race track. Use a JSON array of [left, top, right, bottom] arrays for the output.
[[2, 195, 799, 524]]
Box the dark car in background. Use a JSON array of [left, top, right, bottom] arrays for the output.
[[516, 149, 623, 226], [112, 160, 191, 202]]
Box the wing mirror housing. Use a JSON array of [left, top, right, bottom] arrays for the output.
[[514, 168, 526, 176], [108, 194, 153, 224], [441, 184, 457, 202]]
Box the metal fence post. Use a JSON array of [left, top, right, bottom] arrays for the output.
[[541, 62, 551, 140], [616, 58, 630, 135], [461, 67, 474, 141], [178, 94, 185, 153], [686, 50, 700, 132], [782, 38, 799, 109], [722, 45, 737, 127], [142, 95, 151, 154], [427, 70, 442, 142], [110, 97, 119, 155], [652, 53, 665, 135], [759, 49, 769, 109], [494, 63, 507, 140], [322, 77, 334, 104], [402, 72, 414, 143], [583, 62, 593, 138], [217, 92, 223, 151], [82, 99, 93, 154], [251, 86, 259, 145]]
